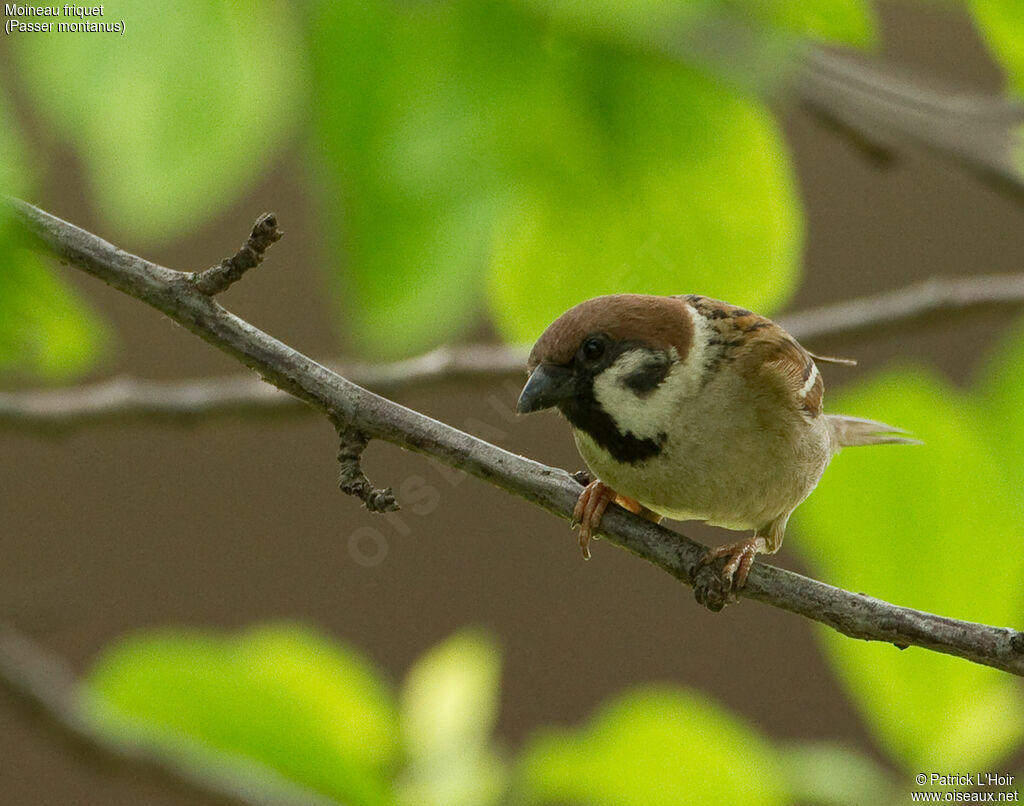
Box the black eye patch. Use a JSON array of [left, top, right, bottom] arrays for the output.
[[620, 352, 671, 396]]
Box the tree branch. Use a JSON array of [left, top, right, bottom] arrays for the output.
[[796, 48, 1024, 203], [2, 273, 1023, 430], [192, 212, 283, 295], [781, 273, 1024, 345], [335, 425, 399, 512], [6, 197, 1024, 680], [643, 6, 1024, 200], [0, 345, 528, 430]]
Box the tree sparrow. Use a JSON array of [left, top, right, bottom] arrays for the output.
[[516, 293, 915, 594]]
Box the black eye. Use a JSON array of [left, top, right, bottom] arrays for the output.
[[581, 336, 606, 363]]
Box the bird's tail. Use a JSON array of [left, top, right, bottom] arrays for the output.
[[827, 415, 921, 449]]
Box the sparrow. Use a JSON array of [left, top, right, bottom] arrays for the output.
[[516, 293, 915, 595]]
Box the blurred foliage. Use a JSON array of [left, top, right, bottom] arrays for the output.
[[81, 625, 804, 805], [308, 0, 823, 357], [726, 0, 878, 46], [1, 0, 889, 369], [83, 626, 511, 806], [794, 362, 1024, 772], [970, 0, 1024, 95], [90, 611, 1016, 804], [513, 0, 876, 73], [519, 687, 788, 805], [397, 630, 507, 805], [979, 318, 1024, 494], [82, 624, 401, 806], [0, 246, 108, 379], [968, 0, 1024, 172], [779, 742, 901, 806], [0, 91, 106, 379], [0, 0, 1021, 370], [309, 1, 514, 358], [9, 0, 305, 242], [485, 59, 801, 346]]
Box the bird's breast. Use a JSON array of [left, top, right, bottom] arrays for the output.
[[572, 372, 832, 528]]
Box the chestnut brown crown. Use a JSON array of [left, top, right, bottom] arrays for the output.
[[526, 294, 694, 371]]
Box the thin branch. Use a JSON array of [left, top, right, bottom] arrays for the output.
[[0, 624, 338, 806], [2, 274, 1023, 430], [193, 212, 282, 295], [335, 425, 398, 512], [796, 48, 1024, 203], [781, 273, 1024, 345], [644, 7, 1024, 200], [0, 345, 529, 430], [6, 197, 1024, 681]]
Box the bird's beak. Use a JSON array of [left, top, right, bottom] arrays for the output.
[[517, 363, 575, 414]]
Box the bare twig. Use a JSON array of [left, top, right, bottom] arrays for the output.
[[638, 6, 1024, 200], [1, 274, 1022, 430], [0, 346, 529, 430], [781, 273, 1024, 345], [193, 212, 282, 295], [335, 426, 398, 512], [0, 624, 337, 806], [7, 197, 1024, 678], [796, 48, 1024, 203]]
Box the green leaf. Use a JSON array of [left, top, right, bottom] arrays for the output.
[[979, 317, 1024, 498], [515, 0, 876, 67], [967, 0, 1024, 177], [780, 742, 900, 806], [311, 1, 802, 357], [397, 630, 506, 806], [0, 245, 109, 380], [309, 0, 520, 358], [793, 369, 1024, 772], [519, 687, 789, 805], [726, 0, 878, 47], [310, 0, 529, 358], [10, 1, 305, 243], [514, 0, 722, 47], [0, 92, 106, 380], [0, 90, 30, 197], [81, 624, 400, 806], [489, 58, 802, 344], [969, 0, 1024, 95]]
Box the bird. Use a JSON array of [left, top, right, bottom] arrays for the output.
[[515, 293, 916, 595]]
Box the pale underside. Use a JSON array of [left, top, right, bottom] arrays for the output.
[[577, 357, 835, 532]]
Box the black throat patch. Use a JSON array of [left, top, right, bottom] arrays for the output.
[[557, 383, 666, 464]]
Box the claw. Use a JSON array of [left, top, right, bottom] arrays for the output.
[[570, 481, 658, 560], [697, 535, 768, 595], [572, 480, 614, 559]]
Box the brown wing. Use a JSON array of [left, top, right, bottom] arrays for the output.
[[681, 295, 824, 418], [740, 322, 824, 419]]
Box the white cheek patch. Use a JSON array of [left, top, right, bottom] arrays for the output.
[[593, 348, 683, 441]]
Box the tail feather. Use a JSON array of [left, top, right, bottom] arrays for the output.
[[827, 415, 922, 448]]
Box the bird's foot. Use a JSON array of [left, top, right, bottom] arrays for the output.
[[571, 480, 613, 559], [571, 480, 658, 560], [696, 535, 768, 598]]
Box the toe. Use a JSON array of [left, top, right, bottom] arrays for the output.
[[579, 529, 592, 560]]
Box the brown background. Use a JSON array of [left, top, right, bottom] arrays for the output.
[[3, 3, 1024, 803]]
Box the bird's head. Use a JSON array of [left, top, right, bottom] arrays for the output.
[[516, 294, 696, 463]]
